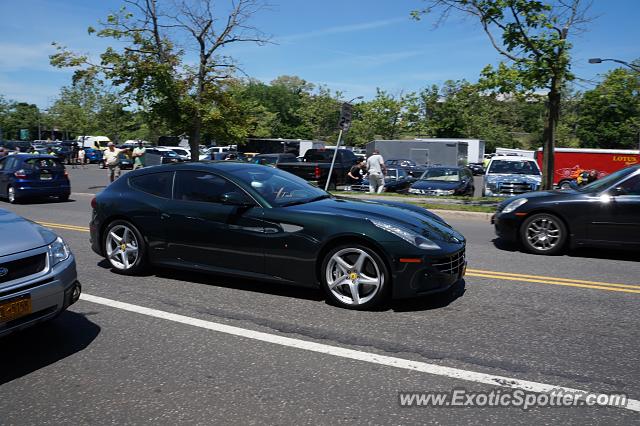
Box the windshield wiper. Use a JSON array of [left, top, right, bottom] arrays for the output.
[[280, 194, 330, 207]]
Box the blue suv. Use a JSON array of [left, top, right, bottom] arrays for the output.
[[0, 154, 71, 203]]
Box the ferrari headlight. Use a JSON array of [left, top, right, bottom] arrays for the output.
[[370, 219, 440, 250], [49, 236, 71, 267], [502, 198, 528, 214]]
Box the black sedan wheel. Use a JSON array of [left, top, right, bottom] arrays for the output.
[[321, 244, 389, 309], [104, 220, 147, 274], [520, 213, 567, 255]]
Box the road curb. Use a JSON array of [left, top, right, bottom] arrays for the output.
[[427, 209, 492, 220]]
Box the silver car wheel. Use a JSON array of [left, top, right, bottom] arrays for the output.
[[325, 248, 383, 306], [526, 217, 561, 251], [8, 187, 15, 203], [105, 224, 140, 270]]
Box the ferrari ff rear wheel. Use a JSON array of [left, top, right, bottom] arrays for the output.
[[104, 220, 147, 274], [321, 244, 389, 309], [520, 213, 567, 255]]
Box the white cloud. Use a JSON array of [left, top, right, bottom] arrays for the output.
[[0, 42, 57, 72], [278, 17, 408, 43]]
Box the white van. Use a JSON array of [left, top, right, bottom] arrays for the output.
[[77, 136, 111, 150]]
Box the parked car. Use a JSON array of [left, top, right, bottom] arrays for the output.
[[278, 149, 358, 189], [492, 165, 640, 255], [0, 209, 81, 337], [253, 153, 299, 167], [408, 167, 475, 196], [467, 162, 485, 175], [350, 168, 416, 193], [84, 148, 103, 164], [483, 156, 542, 197], [0, 154, 71, 203], [90, 162, 466, 309], [143, 148, 184, 165], [162, 146, 191, 161], [385, 159, 427, 177]]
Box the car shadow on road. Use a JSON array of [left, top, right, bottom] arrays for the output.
[[389, 279, 466, 312], [96, 259, 325, 302], [11, 198, 76, 205], [492, 238, 638, 262], [0, 311, 100, 385]]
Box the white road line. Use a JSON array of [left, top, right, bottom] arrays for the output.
[[80, 293, 639, 412], [72, 192, 98, 197]]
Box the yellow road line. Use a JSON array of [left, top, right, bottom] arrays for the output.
[[34, 221, 638, 294], [466, 273, 640, 294], [36, 221, 90, 232], [467, 268, 640, 290]]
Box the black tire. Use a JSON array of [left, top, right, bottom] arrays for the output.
[[520, 213, 567, 255], [559, 180, 572, 190], [103, 220, 148, 275], [320, 244, 390, 310], [59, 194, 70, 202]]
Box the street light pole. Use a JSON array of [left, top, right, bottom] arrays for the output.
[[325, 96, 363, 192], [588, 57, 640, 73]]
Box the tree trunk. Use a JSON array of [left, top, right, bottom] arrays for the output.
[[541, 79, 561, 190], [190, 115, 202, 162]]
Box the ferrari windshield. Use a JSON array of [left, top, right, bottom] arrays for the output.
[[226, 165, 328, 206]]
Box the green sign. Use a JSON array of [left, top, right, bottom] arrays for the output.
[[19, 129, 29, 140]]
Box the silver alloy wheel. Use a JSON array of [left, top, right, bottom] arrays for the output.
[[325, 248, 383, 306], [7, 187, 15, 203], [560, 181, 572, 189], [525, 217, 561, 251], [105, 224, 139, 270]]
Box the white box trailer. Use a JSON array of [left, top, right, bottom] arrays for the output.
[[413, 138, 486, 163], [366, 139, 470, 167], [76, 136, 111, 150], [495, 147, 535, 158]]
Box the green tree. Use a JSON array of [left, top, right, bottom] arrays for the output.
[[413, 0, 592, 189], [576, 66, 640, 149], [51, 0, 270, 159]]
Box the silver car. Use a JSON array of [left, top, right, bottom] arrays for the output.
[[0, 209, 80, 337]]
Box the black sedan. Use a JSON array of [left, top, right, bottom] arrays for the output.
[[492, 165, 640, 255], [408, 167, 475, 196], [385, 159, 427, 177], [350, 168, 416, 193], [90, 162, 466, 309]]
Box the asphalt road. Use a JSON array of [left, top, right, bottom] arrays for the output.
[[1, 165, 639, 424]]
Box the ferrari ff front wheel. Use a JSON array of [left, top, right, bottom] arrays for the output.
[[321, 244, 389, 309]]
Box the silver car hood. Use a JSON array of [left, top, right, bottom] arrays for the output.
[[0, 209, 57, 257]]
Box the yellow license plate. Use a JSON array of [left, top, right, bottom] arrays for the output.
[[0, 295, 32, 323]]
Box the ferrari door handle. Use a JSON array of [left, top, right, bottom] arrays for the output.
[[160, 213, 170, 219]]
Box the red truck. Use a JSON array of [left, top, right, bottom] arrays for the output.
[[535, 148, 640, 188]]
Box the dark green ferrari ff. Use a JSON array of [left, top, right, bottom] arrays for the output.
[[90, 162, 466, 309]]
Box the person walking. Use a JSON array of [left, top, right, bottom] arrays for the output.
[[103, 142, 127, 183], [347, 158, 366, 188], [77, 148, 87, 169], [366, 149, 386, 194], [132, 141, 146, 170]]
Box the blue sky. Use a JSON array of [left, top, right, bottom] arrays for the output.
[[1, 0, 638, 107]]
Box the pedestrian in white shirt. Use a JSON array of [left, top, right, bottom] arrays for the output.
[[366, 149, 386, 194]]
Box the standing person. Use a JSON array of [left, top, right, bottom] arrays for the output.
[[366, 149, 386, 194], [347, 158, 366, 187], [103, 142, 127, 183], [132, 141, 146, 170], [71, 143, 80, 168], [77, 148, 87, 169]]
